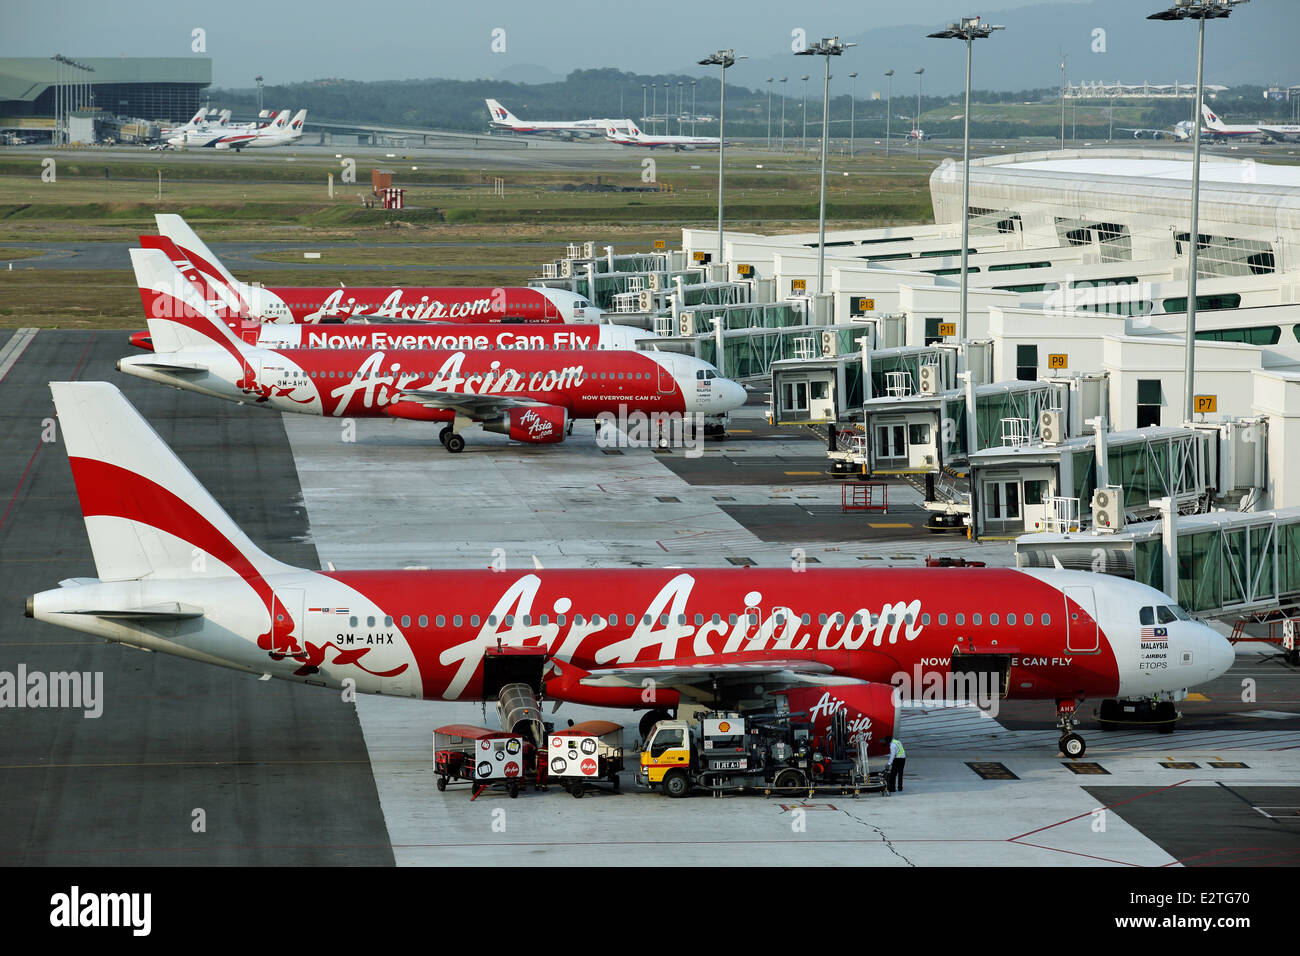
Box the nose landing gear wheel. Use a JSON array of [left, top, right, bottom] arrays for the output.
[[1060, 733, 1086, 758], [445, 433, 466, 454]]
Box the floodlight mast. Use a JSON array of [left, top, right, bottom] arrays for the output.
[[796, 37, 857, 296], [927, 16, 1004, 344], [1147, 0, 1249, 422], [698, 50, 747, 266]]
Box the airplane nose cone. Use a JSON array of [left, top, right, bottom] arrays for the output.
[[1205, 628, 1235, 682], [722, 380, 747, 411]]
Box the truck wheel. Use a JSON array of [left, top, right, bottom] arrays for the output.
[[436, 776, 447, 792], [507, 782, 520, 798], [571, 785, 584, 798], [775, 768, 806, 790], [663, 770, 690, 798], [608, 773, 620, 790]]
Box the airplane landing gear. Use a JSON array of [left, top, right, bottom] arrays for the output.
[[445, 433, 466, 454], [1056, 697, 1086, 758], [439, 425, 452, 446]]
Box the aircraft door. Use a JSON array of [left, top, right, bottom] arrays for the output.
[[1064, 586, 1099, 653], [658, 360, 676, 395]]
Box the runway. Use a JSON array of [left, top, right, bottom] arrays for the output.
[[3, 327, 1299, 866]]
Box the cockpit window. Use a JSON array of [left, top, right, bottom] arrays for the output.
[[1156, 606, 1178, 625], [1140, 606, 1154, 626]]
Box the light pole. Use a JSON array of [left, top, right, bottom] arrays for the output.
[[849, 72, 858, 156], [699, 50, 746, 265], [691, 80, 697, 135], [256, 74, 264, 115], [1148, 0, 1250, 423], [928, 16, 1005, 345], [914, 67, 924, 158], [1060, 52, 1067, 149], [800, 75, 810, 151], [766, 77, 774, 149], [885, 69, 894, 156], [641, 83, 647, 127], [651, 83, 657, 133], [797, 37, 857, 295], [779, 77, 788, 151], [678, 81, 684, 134]]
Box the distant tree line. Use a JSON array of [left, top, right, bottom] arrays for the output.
[[208, 70, 1294, 140]]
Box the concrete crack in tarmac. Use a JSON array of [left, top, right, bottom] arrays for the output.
[[834, 806, 917, 866]]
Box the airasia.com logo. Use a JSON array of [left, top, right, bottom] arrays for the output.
[[519, 409, 555, 439], [580, 758, 598, 776]]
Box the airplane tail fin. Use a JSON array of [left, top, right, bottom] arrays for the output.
[[217, 109, 232, 126], [289, 109, 307, 135], [187, 108, 207, 126], [139, 234, 250, 320], [1201, 102, 1223, 129], [129, 247, 249, 355], [268, 109, 291, 130], [49, 381, 292, 582], [153, 214, 249, 311], [485, 98, 517, 124]]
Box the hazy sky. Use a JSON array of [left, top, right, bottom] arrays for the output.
[[4, 0, 1086, 88]]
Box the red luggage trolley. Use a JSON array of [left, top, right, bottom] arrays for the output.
[[433, 724, 526, 800]]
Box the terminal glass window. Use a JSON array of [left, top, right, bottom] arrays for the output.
[[1195, 325, 1279, 346], [782, 381, 809, 414], [1137, 380, 1162, 429], [1016, 345, 1038, 382]]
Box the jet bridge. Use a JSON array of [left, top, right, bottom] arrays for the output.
[[1016, 505, 1300, 620]]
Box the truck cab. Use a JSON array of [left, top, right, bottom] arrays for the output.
[[639, 719, 695, 796]]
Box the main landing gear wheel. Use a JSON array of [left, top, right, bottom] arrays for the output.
[[445, 434, 466, 454], [439, 426, 452, 446], [1059, 733, 1086, 758]]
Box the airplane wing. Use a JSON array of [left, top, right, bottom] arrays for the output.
[[394, 386, 550, 421], [555, 657, 875, 695]]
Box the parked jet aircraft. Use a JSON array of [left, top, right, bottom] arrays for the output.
[[120, 249, 742, 452], [604, 122, 720, 151], [1201, 102, 1300, 142], [486, 99, 628, 140], [150, 216, 602, 324], [29, 381, 1235, 757]]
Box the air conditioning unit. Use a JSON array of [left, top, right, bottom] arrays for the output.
[[1091, 485, 1124, 533], [679, 312, 695, 336], [1039, 409, 1063, 446], [821, 331, 838, 357], [648, 272, 663, 290], [637, 289, 654, 312], [581, 241, 595, 259], [918, 364, 938, 395], [560, 259, 573, 278]]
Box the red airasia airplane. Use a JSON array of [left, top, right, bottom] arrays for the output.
[[152, 216, 601, 324], [118, 248, 743, 452], [29, 382, 1235, 758]]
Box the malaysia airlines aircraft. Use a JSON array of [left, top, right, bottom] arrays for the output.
[[486, 99, 628, 140], [151, 216, 603, 324], [29, 381, 1235, 757], [605, 122, 720, 151], [212, 109, 306, 150], [1200, 102, 1300, 142], [168, 110, 290, 149], [119, 248, 743, 452]]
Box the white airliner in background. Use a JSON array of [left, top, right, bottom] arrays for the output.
[[213, 109, 307, 150], [486, 99, 628, 140], [604, 122, 720, 151], [1201, 103, 1300, 143]]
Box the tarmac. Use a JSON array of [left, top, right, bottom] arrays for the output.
[[2, 327, 1299, 866]]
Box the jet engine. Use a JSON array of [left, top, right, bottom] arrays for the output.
[[483, 405, 567, 444], [782, 682, 901, 757]]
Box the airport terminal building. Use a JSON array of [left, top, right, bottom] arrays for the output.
[[0, 56, 212, 136]]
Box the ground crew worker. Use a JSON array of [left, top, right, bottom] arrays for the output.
[[884, 734, 906, 792]]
